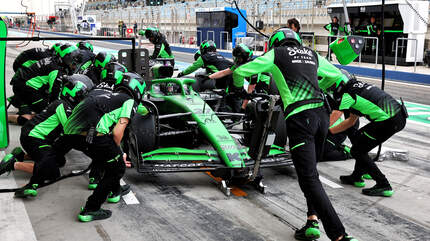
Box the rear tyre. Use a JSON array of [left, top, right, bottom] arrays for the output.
[[273, 110, 287, 147]]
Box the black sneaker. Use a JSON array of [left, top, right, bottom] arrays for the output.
[[14, 183, 38, 198], [294, 219, 320, 240], [0, 153, 17, 176], [10, 147, 25, 161], [339, 234, 358, 241], [362, 183, 393, 197], [107, 184, 131, 203], [78, 207, 112, 222], [340, 175, 365, 188]]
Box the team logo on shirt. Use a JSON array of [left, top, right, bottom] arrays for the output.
[[287, 47, 313, 57]]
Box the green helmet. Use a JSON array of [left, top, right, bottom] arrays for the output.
[[268, 28, 302, 50], [94, 52, 117, 69], [76, 41, 94, 52], [200, 40, 216, 55], [100, 62, 128, 85], [61, 74, 94, 106], [142, 27, 161, 43], [58, 44, 83, 74], [232, 43, 253, 66], [50, 43, 62, 55], [114, 72, 146, 102]]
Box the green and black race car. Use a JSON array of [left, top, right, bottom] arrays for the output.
[[121, 51, 292, 195]]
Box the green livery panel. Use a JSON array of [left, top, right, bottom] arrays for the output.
[[0, 19, 8, 149], [149, 78, 245, 168]]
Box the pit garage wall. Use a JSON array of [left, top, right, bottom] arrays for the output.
[[399, 0, 429, 62]]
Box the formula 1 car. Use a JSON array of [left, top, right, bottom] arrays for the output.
[[120, 49, 292, 195]]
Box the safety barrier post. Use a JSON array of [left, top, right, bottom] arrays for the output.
[[220, 31, 229, 50], [395, 37, 418, 72]]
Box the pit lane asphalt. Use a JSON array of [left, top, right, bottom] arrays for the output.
[[1, 31, 430, 241]]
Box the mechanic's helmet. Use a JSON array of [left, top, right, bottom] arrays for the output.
[[76, 41, 94, 52], [194, 50, 201, 61], [232, 43, 253, 66], [50, 43, 62, 55], [94, 52, 117, 70], [114, 72, 146, 102], [268, 28, 302, 50], [144, 27, 160, 42], [61, 74, 94, 106], [58, 44, 83, 74], [200, 40, 217, 55], [100, 62, 128, 85]]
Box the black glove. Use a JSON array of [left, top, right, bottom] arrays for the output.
[[231, 87, 249, 99], [177, 72, 184, 78]]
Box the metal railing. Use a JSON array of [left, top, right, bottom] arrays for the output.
[[220, 31, 229, 50], [395, 37, 418, 72], [207, 31, 215, 42], [359, 36, 379, 67]]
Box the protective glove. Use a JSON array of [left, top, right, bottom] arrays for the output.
[[177, 72, 184, 78], [138, 29, 145, 36]]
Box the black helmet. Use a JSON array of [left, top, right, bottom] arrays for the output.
[[143, 27, 160, 43], [100, 62, 128, 85], [61, 74, 94, 106], [194, 50, 201, 61], [268, 28, 302, 50], [94, 52, 117, 69], [232, 43, 253, 66], [200, 40, 216, 55], [58, 44, 83, 74], [114, 72, 146, 102], [76, 41, 94, 52]]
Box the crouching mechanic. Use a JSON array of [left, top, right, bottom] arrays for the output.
[[0, 75, 93, 197], [232, 28, 357, 241], [76, 41, 95, 72], [62, 72, 146, 222], [8, 44, 83, 125], [328, 70, 407, 196], [12, 43, 61, 72], [139, 27, 174, 66], [79, 52, 117, 85]]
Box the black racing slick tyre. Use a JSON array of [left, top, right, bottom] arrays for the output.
[[128, 114, 158, 162]]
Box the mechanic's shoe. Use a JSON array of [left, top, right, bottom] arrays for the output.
[[362, 174, 372, 180], [340, 175, 365, 188], [14, 184, 38, 198], [78, 207, 112, 222], [294, 219, 320, 240], [107, 184, 131, 203], [10, 147, 25, 162], [339, 234, 358, 241], [362, 183, 393, 197], [0, 153, 17, 176], [342, 145, 352, 159], [88, 177, 99, 190]]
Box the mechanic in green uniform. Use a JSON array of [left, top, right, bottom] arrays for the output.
[[324, 16, 342, 61], [139, 27, 174, 66], [232, 28, 357, 241], [364, 16, 381, 55], [85, 61, 128, 190], [79, 52, 117, 85], [76, 41, 95, 72], [327, 70, 407, 196], [12, 43, 61, 72], [209, 43, 273, 110], [0, 75, 93, 197], [63, 72, 146, 222], [8, 44, 84, 125]]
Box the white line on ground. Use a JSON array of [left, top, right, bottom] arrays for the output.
[[319, 176, 343, 189], [360, 76, 430, 89], [407, 119, 430, 128], [0, 151, 37, 241], [408, 112, 430, 116], [407, 107, 428, 111], [120, 179, 140, 205]]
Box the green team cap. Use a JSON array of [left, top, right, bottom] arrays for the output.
[[201, 41, 216, 49], [62, 81, 84, 98]]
